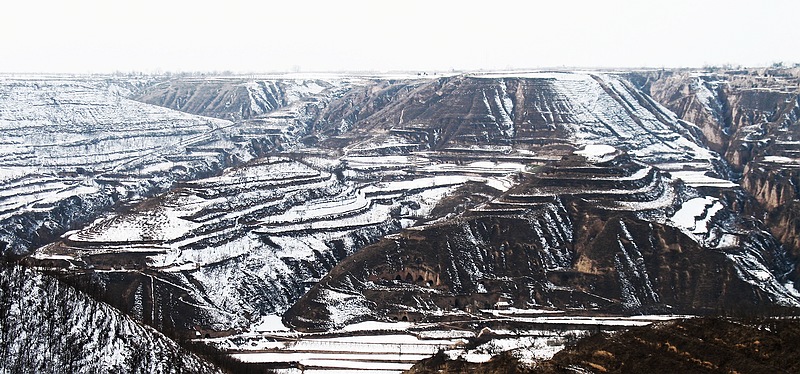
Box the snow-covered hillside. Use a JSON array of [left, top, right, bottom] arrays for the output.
[[0, 75, 340, 257], [642, 68, 800, 282]]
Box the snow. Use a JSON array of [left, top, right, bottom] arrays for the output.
[[70, 207, 200, 243], [343, 155, 427, 168], [482, 176, 516, 191], [574, 144, 617, 163], [29, 253, 75, 261], [232, 352, 427, 367], [416, 330, 476, 339], [229, 334, 458, 356], [261, 188, 369, 225], [323, 334, 455, 345], [341, 321, 413, 332], [224, 327, 466, 374], [159, 262, 199, 272], [320, 289, 375, 327], [669, 196, 723, 236], [726, 250, 800, 307], [252, 314, 290, 332], [785, 281, 800, 299], [0, 265, 221, 373], [420, 161, 526, 175], [14, 71, 795, 374], [361, 176, 465, 195], [487, 307, 565, 316], [0, 166, 35, 182], [763, 155, 800, 164], [482, 315, 661, 327], [669, 171, 737, 188], [544, 73, 723, 176], [716, 233, 740, 248], [442, 327, 593, 365], [0, 75, 331, 257]]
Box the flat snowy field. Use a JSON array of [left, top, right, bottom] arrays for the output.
[[218, 313, 688, 373]]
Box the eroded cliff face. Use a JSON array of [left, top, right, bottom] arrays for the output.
[[285, 152, 798, 331], [312, 73, 721, 169], [640, 68, 800, 279], [641, 70, 800, 168], [645, 72, 731, 153]]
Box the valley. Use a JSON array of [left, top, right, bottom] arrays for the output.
[[2, 68, 799, 373]]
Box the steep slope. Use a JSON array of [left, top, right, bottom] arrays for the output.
[[32, 71, 799, 333], [641, 68, 800, 170], [285, 151, 797, 330], [0, 264, 221, 374], [23, 72, 800, 370]]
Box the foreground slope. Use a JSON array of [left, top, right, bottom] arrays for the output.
[[407, 317, 800, 374], [0, 264, 220, 374]]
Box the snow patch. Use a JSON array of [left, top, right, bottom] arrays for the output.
[[574, 144, 617, 163], [669, 196, 723, 240], [669, 171, 737, 188], [763, 155, 800, 164], [341, 320, 412, 332], [251, 315, 290, 333]]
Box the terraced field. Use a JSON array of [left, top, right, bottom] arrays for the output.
[[35, 150, 525, 333]]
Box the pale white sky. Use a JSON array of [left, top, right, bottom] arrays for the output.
[[1, 0, 797, 73]]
